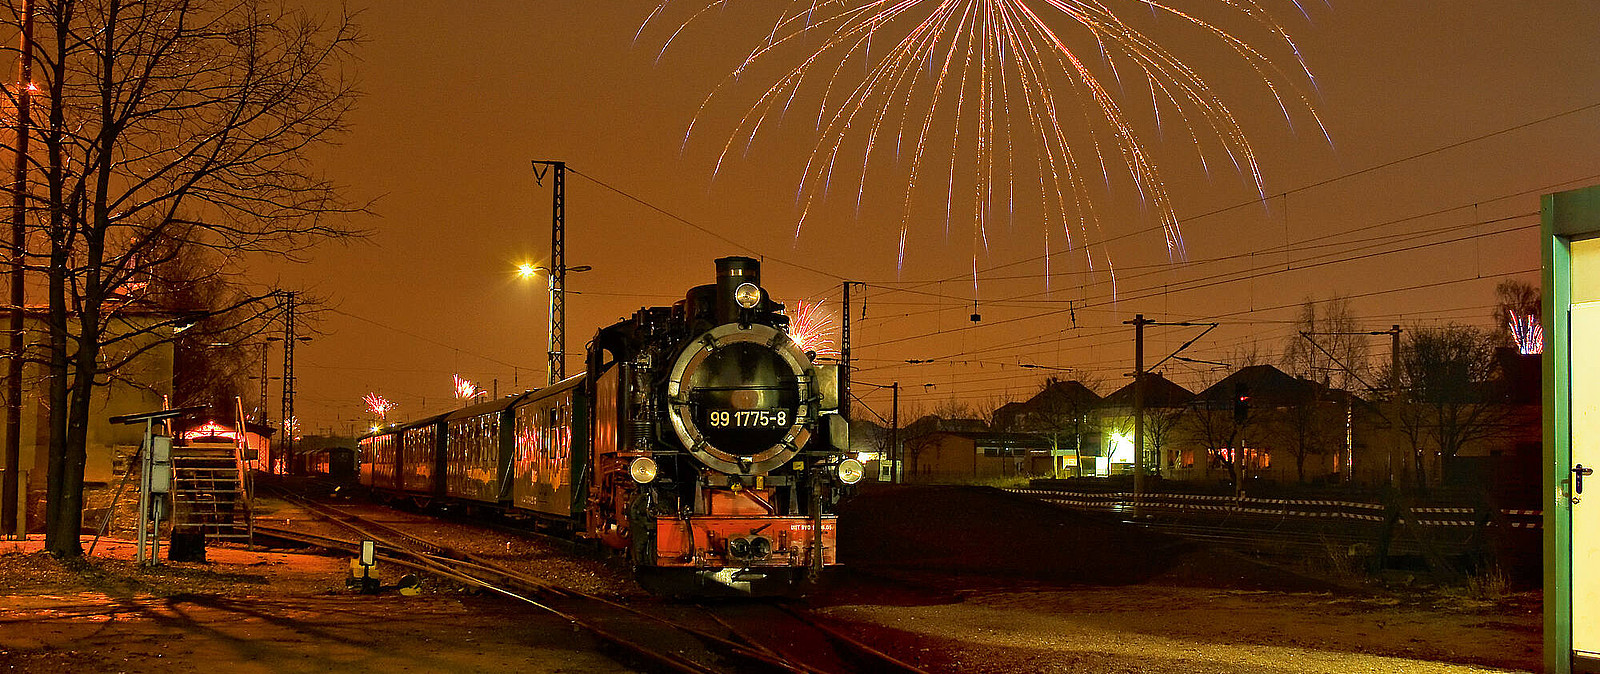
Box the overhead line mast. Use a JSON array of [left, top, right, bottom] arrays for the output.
[[532, 160, 567, 385]]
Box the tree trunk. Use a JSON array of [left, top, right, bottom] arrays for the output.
[[41, 10, 73, 556]]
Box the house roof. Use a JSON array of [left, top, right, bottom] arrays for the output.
[[1025, 379, 1102, 409], [1101, 373, 1194, 409], [902, 414, 990, 437], [913, 430, 1055, 449], [992, 379, 1102, 430], [1192, 364, 1350, 408]]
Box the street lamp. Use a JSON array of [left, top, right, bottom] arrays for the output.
[[517, 262, 591, 385]]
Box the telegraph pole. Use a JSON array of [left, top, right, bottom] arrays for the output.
[[532, 160, 566, 385], [4, 0, 33, 538]]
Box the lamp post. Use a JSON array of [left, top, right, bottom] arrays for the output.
[[517, 263, 590, 385]]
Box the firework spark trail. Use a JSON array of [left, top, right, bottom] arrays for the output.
[[645, 0, 1325, 292], [790, 299, 843, 359], [1508, 311, 1544, 355], [453, 375, 486, 403], [363, 393, 396, 419]]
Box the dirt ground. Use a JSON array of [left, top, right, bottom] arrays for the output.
[[0, 538, 632, 674], [0, 483, 1545, 673]]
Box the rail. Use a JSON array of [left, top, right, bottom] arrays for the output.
[[261, 488, 926, 674]]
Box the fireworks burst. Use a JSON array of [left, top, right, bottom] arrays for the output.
[[363, 393, 396, 419], [1507, 311, 1543, 355], [789, 299, 842, 359], [454, 374, 487, 403], [645, 0, 1325, 276]]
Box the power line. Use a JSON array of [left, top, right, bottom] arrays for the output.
[[857, 213, 1534, 350], [860, 104, 1600, 288], [329, 308, 528, 371], [565, 166, 846, 281]]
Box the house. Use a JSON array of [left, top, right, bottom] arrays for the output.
[[1095, 373, 1194, 478], [992, 379, 1102, 477], [901, 430, 1055, 483], [1179, 364, 1355, 486]]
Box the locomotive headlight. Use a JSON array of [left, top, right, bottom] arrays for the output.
[[734, 282, 762, 309], [628, 457, 658, 484], [836, 458, 865, 484]]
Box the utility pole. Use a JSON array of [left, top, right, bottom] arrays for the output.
[[1124, 315, 1217, 502], [532, 160, 566, 385], [1297, 326, 1400, 485], [1388, 324, 1402, 487], [890, 381, 899, 483], [279, 292, 297, 474], [1388, 324, 1402, 396], [4, 0, 33, 538], [841, 281, 857, 422], [258, 342, 270, 426], [1126, 314, 1152, 498]]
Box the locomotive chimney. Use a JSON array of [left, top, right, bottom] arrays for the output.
[[714, 256, 762, 324]]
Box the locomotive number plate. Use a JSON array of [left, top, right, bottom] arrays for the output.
[[705, 408, 790, 429]]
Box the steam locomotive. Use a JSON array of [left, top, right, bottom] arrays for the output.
[[358, 257, 861, 594]]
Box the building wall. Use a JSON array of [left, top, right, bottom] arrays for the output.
[[904, 433, 1051, 484], [0, 314, 173, 533]]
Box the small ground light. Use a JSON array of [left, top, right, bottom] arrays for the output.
[[350, 540, 379, 594]]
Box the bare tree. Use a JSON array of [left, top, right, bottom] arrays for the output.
[[1009, 377, 1099, 477], [1281, 295, 1369, 391], [1269, 389, 1340, 483], [1143, 406, 1185, 477], [1388, 324, 1510, 490], [1183, 399, 1256, 495], [20, 0, 363, 558]]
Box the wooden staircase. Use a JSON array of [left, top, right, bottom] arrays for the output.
[[170, 441, 253, 544]]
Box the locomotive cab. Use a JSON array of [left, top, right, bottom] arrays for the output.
[[586, 256, 857, 595]]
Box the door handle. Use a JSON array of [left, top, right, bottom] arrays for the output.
[[1578, 464, 1596, 495]]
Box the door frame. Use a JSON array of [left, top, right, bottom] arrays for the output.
[[1545, 185, 1600, 674]]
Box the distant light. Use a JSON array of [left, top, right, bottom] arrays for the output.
[[181, 421, 239, 441], [1108, 430, 1134, 464]]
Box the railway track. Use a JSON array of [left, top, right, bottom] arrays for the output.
[[259, 487, 926, 674]]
